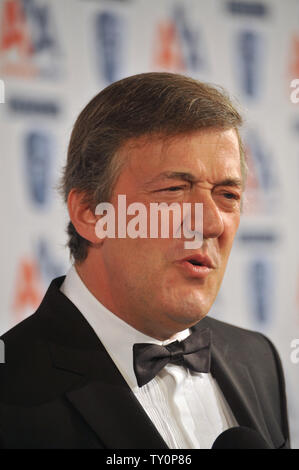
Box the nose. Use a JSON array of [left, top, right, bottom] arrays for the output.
[[186, 191, 224, 240], [202, 194, 224, 239]]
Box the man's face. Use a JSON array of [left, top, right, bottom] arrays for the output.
[[97, 128, 242, 339]]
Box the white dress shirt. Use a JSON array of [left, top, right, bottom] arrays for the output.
[[60, 266, 238, 449]]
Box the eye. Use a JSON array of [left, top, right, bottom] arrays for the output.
[[165, 186, 185, 192], [223, 192, 239, 200], [156, 185, 186, 193]]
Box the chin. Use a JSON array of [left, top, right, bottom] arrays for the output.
[[159, 284, 215, 324], [165, 302, 210, 329]]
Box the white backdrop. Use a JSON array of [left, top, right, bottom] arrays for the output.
[[0, 0, 298, 447]]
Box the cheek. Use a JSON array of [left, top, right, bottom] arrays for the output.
[[102, 238, 134, 277], [103, 237, 164, 277]]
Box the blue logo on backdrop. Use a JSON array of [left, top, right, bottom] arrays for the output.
[[24, 130, 53, 207], [247, 258, 273, 326], [9, 96, 60, 116], [22, 0, 58, 55], [94, 11, 125, 84], [243, 129, 280, 214], [172, 4, 206, 72], [153, 3, 207, 74], [245, 129, 277, 191], [0, 0, 62, 78], [35, 238, 66, 285], [237, 231, 279, 245], [227, 1, 268, 17], [236, 30, 264, 99]]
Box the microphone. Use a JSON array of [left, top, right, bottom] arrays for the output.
[[212, 426, 272, 449]]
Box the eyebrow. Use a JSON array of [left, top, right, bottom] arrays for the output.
[[145, 171, 197, 186], [145, 171, 243, 189], [217, 177, 243, 189]]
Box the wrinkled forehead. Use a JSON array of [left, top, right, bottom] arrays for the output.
[[117, 129, 242, 180]]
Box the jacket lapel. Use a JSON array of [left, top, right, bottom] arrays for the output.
[[192, 317, 274, 447], [210, 341, 273, 446], [49, 341, 168, 449], [42, 277, 168, 449], [196, 317, 275, 447]]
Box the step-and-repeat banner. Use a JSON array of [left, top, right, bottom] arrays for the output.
[[0, 0, 298, 447]]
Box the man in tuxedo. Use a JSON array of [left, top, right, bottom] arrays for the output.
[[0, 73, 289, 449]]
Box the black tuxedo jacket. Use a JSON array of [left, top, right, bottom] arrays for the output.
[[0, 277, 290, 449]]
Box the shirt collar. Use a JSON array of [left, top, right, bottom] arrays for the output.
[[60, 265, 190, 389]]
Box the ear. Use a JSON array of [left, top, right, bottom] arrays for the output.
[[67, 189, 102, 245]]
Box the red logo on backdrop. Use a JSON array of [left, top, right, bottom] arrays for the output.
[[153, 21, 185, 71], [0, 0, 61, 78], [289, 35, 299, 78], [11, 239, 66, 322], [12, 258, 43, 320], [152, 5, 206, 73], [0, 0, 35, 76]]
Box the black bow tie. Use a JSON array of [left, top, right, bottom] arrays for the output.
[[133, 327, 211, 387]]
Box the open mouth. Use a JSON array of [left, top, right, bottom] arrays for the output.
[[181, 254, 213, 269], [188, 259, 205, 266], [177, 254, 215, 278]]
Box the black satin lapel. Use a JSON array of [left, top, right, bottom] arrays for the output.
[[210, 342, 274, 447], [66, 380, 168, 449], [49, 341, 168, 449]]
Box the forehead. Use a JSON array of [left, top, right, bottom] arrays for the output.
[[117, 128, 242, 185]]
